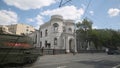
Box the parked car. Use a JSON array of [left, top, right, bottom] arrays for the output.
[[107, 48, 120, 55]]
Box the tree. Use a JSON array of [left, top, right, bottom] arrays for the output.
[[111, 30, 120, 49], [76, 18, 93, 50], [89, 29, 120, 49], [76, 18, 120, 50], [76, 18, 92, 31]]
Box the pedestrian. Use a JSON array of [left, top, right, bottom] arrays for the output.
[[71, 49, 76, 55], [41, 47, 44, 56], [105, 48, 109, 54]]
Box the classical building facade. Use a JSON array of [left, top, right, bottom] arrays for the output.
[[0, 25, 13, 34], [0, 24, 35, 35], [5, 23, 35, 35], [39, 15, 77, 53]]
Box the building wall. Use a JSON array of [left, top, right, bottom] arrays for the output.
[[40, 24, 52, 48], [39, 15, 77, 53], [7, 24, 35, 35], [0, 25, 13, 34], [7, 25, 16, 34]]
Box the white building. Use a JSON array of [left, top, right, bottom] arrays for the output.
[[39, 15, 77, 53], [0, 24, 35, 35], [0, 25, 13, 34]]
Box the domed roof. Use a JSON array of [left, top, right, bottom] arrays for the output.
[[51, 15, 63, 20]]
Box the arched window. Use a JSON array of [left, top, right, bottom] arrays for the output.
[[54, 38, 57, 45], [53, 23, 59, 32], [45, 29, 48, 36], [68, 28, 72, 32]]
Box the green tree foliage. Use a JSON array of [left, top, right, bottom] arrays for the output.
[[89, 29, 120, 49], [76, 18, 120, 49], [76, 18, 92, 31], [76, 18, 92, 41], [76, 18, 93, 49]]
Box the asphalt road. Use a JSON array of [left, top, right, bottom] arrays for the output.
[[3, 53, 120, 68]]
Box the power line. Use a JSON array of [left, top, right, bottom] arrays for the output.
[[59, 0, 63, 7], [59, 0, 72, 8], [81, 0, 92, 20], [59, 0, 92, 21]]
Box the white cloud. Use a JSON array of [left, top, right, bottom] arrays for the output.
[[34, 15, 44, 29], [89, 11, 94, 16], [92, 26, 98, 29], [0, 10, 18, 25], [108, 8, 120, 17], [27, 18, 34, 22], [26, 15, 44, 29], [41, 5, 84, 20], [4, 0, 57, 10], [35, 15, 44, 25]]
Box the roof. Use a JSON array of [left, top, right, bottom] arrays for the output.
[[40, 22, 51, 29], [64, 20, 75, 25]]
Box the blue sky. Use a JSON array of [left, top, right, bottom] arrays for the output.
[[0, 0, 120, 30]]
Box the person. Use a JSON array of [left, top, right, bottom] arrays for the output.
[[41, 47, 44, 56], [106, 48, 109, 53], [71, 49, 76, 55]]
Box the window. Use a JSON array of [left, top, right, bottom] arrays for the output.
[[26, 29, 29, 31], [47, 43, 51, 48], [40, 41, 42, 48], [45, 40, 47, 47], [40, 31, 42, 38], [34, 34, 37, 44], [68, 28, 72, 32], [63, 26, 66, 32], [45, 29, 48, 36], [53, 23, 59, 32], [54, 38, 57, 45]]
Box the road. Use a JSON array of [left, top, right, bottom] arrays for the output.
[[4, 53, 120, 68]]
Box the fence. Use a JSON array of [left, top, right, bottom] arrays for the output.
[[40, 49, 66, 55], [35, 48, 105, 55]]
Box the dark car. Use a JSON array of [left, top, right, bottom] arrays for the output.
[[107, 48, 120, 55]]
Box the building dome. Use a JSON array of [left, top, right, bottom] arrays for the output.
[[51, 15, 63, 20]]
